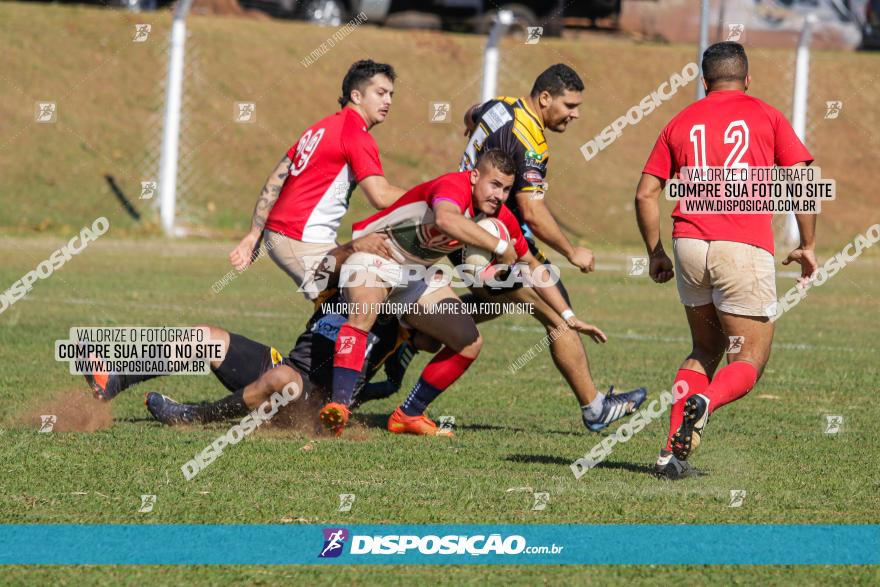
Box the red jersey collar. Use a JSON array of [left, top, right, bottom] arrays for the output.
[[342, 106, 369, 130]]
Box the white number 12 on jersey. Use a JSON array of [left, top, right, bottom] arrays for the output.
[[689, 120, 750, 169]]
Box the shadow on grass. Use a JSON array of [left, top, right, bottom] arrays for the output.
[[505, 454, 571, 465], [505, 454, 659, 477], [354, 412, 393, 430], [350, 414, 585, 437], [459, 423, 580, 436], [590, 460, 656, 475]]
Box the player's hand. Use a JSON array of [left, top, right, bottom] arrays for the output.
[[352, 233, 395, 260], [649, 252, 674, 283], [496, 239, 518, 268], [567, 318, 608, 344], [229, 232, 260, 271], [782, 246, 818, 287], [567, 247, 595, 273]]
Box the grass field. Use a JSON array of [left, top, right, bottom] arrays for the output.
[[2, 1, 879, 583], [0, 235, 878, 584]]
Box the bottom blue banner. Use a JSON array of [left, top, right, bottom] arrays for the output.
[[0, 524, 877, 565]]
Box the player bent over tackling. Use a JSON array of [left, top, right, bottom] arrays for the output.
[[83, 289, 434, 427], [320, 149, 612, 437]]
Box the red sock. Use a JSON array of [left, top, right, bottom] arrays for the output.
[[702, 361, 758, 414], [331, 323, 369, 406], [400, 347, 476, 416], [421, 347, 476, 390], [664, 368, 710, 452]]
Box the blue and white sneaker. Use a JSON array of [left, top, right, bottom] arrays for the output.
[[671, 394, 710, 460], [145, 392, 196, 425], [583, 386, 648, 432]]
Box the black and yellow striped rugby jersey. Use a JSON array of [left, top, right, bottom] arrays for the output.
[[459, 96, 549, 231]]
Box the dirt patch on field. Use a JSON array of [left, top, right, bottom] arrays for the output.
[[268, 389, 325, 434], [14, 388, 113, 433], [257, 390, 373, 441]]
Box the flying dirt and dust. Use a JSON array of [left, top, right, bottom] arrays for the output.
[[15, 388, 113, 432]]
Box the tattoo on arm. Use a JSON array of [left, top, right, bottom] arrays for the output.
[[251, 155, 291, 231]]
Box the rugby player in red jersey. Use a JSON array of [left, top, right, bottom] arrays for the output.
[[319, 149, 609, 436], [635, 42, 817, 479], [229, 59, 404, 296]]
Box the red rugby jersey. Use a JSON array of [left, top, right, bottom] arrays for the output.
[[643, 90, 812, 254], [266, 108, 384, 243], [352, 171, 528, 265]]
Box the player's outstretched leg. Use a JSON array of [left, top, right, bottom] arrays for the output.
[[84, 325, 233, 401], [655, 304, 725, 477], [465, 283, 648, 431], [146, 364, 304, 426]]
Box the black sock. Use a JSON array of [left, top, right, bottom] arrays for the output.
[[357, 379, 401, 405], [192, 389, 249, 423]]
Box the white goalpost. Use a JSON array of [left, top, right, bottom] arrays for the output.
[[786, 13, 818, 247], [159, 0, 193, 237], [481, 9, 514, 102]]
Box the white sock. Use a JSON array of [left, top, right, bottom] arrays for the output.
[[581, 392, 606, 420]]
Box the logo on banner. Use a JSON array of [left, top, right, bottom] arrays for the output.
[[319, 528, 349, 558]]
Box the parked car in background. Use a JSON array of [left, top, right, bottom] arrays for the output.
[[239, 0, 623, 33], [861, 0, 880, 48]]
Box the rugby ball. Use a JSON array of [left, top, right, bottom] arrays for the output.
[[460, 217, 511, 281]]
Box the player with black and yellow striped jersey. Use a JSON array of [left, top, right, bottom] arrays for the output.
[[382, 64, 646, 432]]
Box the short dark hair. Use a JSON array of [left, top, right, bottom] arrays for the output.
[[476, 148, 516, 176], [338, 60, 396, 107], [701, 42, 748, 87], [530, 64, 584, 98]]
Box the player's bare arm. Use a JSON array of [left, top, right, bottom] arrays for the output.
[[780, 163, 819, 285], [515, 190, 595, 273], [634, 173, 674, 283], [229, 153, 291, 271], [520, 250, 607, 344], [433, 200, 518, 267], [358, 174, 406, 209]]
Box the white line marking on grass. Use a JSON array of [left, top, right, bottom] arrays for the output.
[[25, 296, 294, 320], [499, 324, 864, 353], [24, 295, 864, 353]]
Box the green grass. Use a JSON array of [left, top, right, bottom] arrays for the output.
[[2, 2, 879, 582], [0, 236, 877, 583]]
